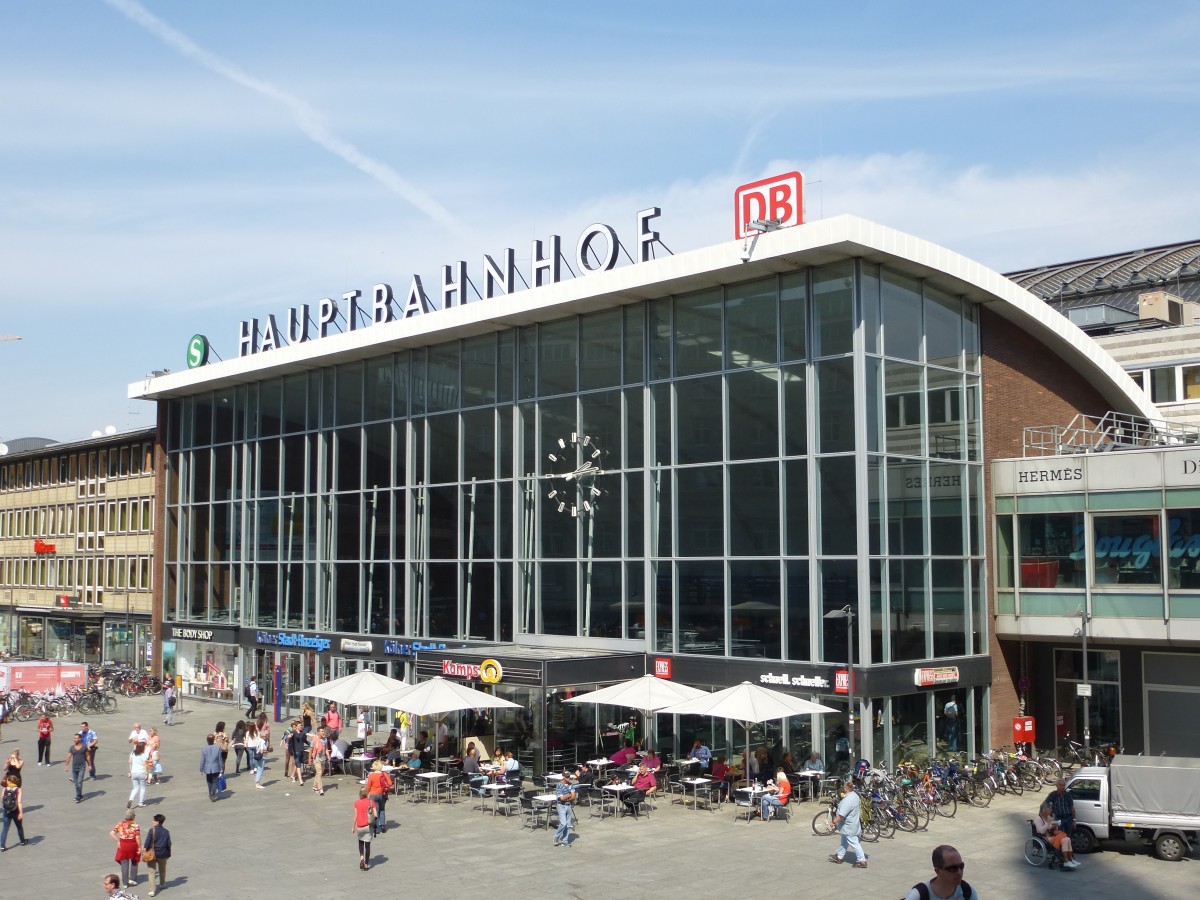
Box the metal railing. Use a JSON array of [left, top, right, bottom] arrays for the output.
[[1022, 411, 1200, 456]]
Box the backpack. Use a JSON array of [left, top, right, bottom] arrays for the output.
[[908, 880, 972, 900], [1, 787, 16, 813], [243, 683, 251, 699]]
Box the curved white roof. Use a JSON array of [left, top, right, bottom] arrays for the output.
[[129, 214, 1155, 419]]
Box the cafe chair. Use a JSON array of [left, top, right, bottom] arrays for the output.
[[496, 779, 522, 817], [732, 786, 759, 824], [442, 770, 465, 804], [588, 783, 613, 819], [695, 780, 722, 813], [622, 789, 651, 820], [520, 791, 550, 830]]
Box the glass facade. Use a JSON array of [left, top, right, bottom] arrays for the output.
[[164, 260, 988, 762]]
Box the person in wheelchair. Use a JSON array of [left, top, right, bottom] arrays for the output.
[[1033, 804, 1081, 869]]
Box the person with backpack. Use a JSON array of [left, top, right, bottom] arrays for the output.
[[943, 695, 960, 753], [162, 683, 175, 727], [903, 844, 977, 900], [244, 677, 259, 719], [0, 773, 25, 850], [366, 759, 393, 835]]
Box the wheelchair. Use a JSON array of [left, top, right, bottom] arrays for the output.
[[1023, 819, 1065, 869]]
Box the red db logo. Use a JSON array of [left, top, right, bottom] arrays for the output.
[[734, 171, 804, 239]]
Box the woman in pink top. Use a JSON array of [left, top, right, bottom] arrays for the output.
[[351, 786, 376, 870]]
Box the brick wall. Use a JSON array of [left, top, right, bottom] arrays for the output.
[[980, 308, 1113, 749]]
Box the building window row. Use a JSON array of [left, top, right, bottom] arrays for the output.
[[0, 441, 153, 493], [0, 499, 153, 542], [0, 554, 152, 596]]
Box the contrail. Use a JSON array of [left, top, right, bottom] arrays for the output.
[[103, 0, 462, 234]]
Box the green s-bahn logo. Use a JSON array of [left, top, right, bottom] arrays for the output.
[[186, 334, 210, 369]]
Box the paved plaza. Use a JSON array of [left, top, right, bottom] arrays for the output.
[[0, 694, 1194, 899]]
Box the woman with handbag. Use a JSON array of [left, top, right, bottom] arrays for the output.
[[246, 723, 268, 789], [351, 786, 377, 871], [141, 812, 172, 897], [109, 810, 141, 889]]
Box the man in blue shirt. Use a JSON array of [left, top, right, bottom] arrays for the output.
[[829, 778, 867, 868], [80, 722, 99, 778], [553, 769, 577, 847], [1048, 779, 1075, 843], [691, 739, 712, 771]]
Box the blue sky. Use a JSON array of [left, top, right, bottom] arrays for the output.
[[3, 1, 1199, 442]]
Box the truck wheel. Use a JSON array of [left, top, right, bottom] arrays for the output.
[[1155, 833, 1186, 862], [1071, 826, 1096, 855]]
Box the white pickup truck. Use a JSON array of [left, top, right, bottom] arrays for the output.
[[1067, 755, 1200, 861]]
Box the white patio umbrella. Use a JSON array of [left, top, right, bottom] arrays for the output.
[[660, 681, 837, 783], [288, 669, 409, 707], [371, 676, 521, 717], [564, 674, 708, 752]]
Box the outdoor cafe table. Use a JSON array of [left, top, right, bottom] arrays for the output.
[[681, 777, 715, 810], [603, 782, 636, 817], [733, 785, 769, 823], [586, 758, 612, 770], [794, 770, 823, 801], [416, 770, 448, 803], [481, 781, 510, 816]]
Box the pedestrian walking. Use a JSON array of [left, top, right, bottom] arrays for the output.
[[365, 760, 393, 835], [4, 747, 23, 780], [109, 810, 141, 888], [81, 721, 99, 778], [146, 728, 162, 784], [310, 725, 328, 795], [902, 844, 977, 900], [244, 676, 259, 718], [230, 720, 248, 773], [162, 683, 175, 727], [36, 714, 54, 765], [142, 812, 172, 897], [828, 777, 868, 868], [127, 741, 151, 809], [0, 773, 26, 850], [245, 722, 267, 789], [214, 721, 231, 772], [352, 786, 376, 870], [255, 712, 271, 749], [553, 767, 577, 847], [285, 720, 307, 786], [199, 733, 222, 801], [65, 732, 89, 802]]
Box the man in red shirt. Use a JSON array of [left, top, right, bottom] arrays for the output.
[[323, 704, 342, 742]]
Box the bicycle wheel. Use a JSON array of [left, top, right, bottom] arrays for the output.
[[877, 812, 897, 839], [895, 801, 920, 832], [812, 806, 837, 836], [1007, 773, 1024, 797], [101, 694, 119, 713], [970, 780, 993, 808], [1038, 757, 1062, 784], [934, 789, 957, 818], [860, 817, 880, 842]]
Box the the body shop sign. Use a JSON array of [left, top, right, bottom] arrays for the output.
[[441, 658, 503, 684], [914, 666, 960, 688]]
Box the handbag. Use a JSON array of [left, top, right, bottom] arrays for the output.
[[217, 773, 227, 792], [141, 827, 157, 864]]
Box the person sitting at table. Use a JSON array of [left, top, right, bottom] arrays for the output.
[[501, 750, 521, 782], [780, 752, 796, 776], [711, 755, 733, 800], [462, 742, 487, 792], [375, 729, 400, 760], [691, 738, 712, 771], [760, 769, 792, 821], [573, 762, 594, 789], [641, 748, 662, 772], [803, 751, 824, 773], [754, 747, 771, 784], [415, 731, 433, 769], [405, 750, 422, 771], [624, 762, 657, 814], [609, 740, 637, 766]]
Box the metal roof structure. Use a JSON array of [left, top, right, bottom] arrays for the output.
[[1005, 239, 1200, 314]]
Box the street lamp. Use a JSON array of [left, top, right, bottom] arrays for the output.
[[824, 604, 855, 759], [1070, 605, 1092, 751]]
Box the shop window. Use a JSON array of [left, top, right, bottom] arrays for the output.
[[1054, 648, 1121, 750], [1017, 512, 1085, 588], [1092, 514, 1160, 586], [1166, 509, 1200, 588]]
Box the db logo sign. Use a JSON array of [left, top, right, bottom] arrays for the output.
[[734, 171, 804, 239]]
